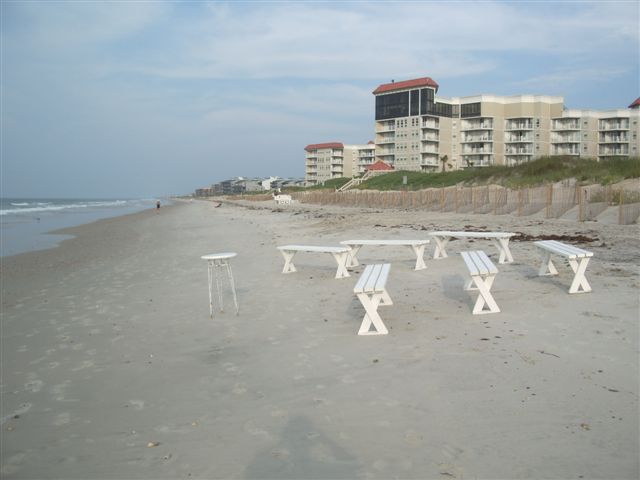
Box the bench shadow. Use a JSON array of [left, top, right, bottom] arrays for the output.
[[243, 415, 360, 479], [440, 273, 467, 303]]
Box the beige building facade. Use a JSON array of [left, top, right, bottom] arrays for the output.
[[304, 79, 638, 184], [305, 142, 375, 186], [372, 77, 639, 172]]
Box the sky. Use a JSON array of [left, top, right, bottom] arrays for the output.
[[1, 1, 638, 199]]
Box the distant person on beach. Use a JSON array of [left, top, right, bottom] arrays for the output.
[[156, 200, 161, 212]]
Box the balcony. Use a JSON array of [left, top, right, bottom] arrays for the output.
[[461, 154, 493, 167], [422, 134, 439, 142], [461, 146, 493, 154], [551, 133, 581, 143], [552, 120, 580, 130], [376, 121, 396, 132], [505, 147, 533, 155], [461, 119, 493, 130], [599, 121, 629, 130], [421, 146, 439, 154], [599, 146, 629, 156], [376, 135, 395, 145], [551, 146, 580, 155], [505, 119, 533, 130], [599, 134, 629, 143], [505, 135, 533, 143], [461, 135, 493, 143], [421, 118, 439, 129]]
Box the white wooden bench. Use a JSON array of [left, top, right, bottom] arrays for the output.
[[273, 194, 292, 205], [534, 240, 593, 294], [428, 231, 516, 264], [340, 239, 430, 270], [461, 250, 500, 314], [277, 245, 351, 279], [353, 263, 393, 335]]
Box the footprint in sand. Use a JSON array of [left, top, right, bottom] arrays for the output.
[[24, 377, 43, 393], [53, 412, 71, 426], [128, 400, 145, 410], [0, 452, 26, 475]]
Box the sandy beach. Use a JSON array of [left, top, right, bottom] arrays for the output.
[[1, 198, 638, 479]]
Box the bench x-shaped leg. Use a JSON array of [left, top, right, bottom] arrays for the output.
[[492, 238, 514, 264], [280, 250, 297, 273], [568, 257, 591, 293], [357, 290, 393, 335], [432, 236, 450, 259], [409, 244, 427, 270], [331, 252, 351, 279], [465, 274, 500, 314], [538, 251, 558, 277], [346, 246, 362, 268]]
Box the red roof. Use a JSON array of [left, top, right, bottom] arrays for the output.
[[304, 142, 344, 152], [373, 77, 439, 95], [366, 160, 394, 171], [628, 97, 640, 109], [367, 140, 375, 145]]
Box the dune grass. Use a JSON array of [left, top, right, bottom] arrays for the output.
[[352, 156, 640, 191]]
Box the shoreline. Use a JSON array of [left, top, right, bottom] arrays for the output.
[[2, 199, 638, 479], [0, 199, 162, 258]]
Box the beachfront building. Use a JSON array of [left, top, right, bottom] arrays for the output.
[[304, 142, 375, 186], [551, 103, 640, 160], [370, 76, 638, 172]]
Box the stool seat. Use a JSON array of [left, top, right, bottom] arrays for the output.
[[201, 252, 239, 318], [201, 252, 237, 261]]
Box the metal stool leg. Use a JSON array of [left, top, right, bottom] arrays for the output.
[[214, 260, 224, 313], [207, 262, 214, 318], [225, 261, 239, 315]]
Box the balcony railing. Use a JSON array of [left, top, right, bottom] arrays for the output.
[[552, 121, 580, 130], [505, 135, 534, 143], [421, 120, 439, 129], [461, 154, 493, 167], [599, 122, 629, 130], [461, 136, 493, 143], [599, 146, 629, 155], [551, 133, 581, 142], [421, 147, 439, 154], [505, 121, 533, 130], [599, 135, 629, 143], [505, 148, 533, 155], [422, 134, 439, 141], [551, 147, 580, 155], [461, 120, 493, 130]]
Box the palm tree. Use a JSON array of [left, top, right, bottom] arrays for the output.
[[440, 154, 449, 172]]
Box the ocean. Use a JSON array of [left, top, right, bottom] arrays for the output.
[[0, 198, 163, 257]]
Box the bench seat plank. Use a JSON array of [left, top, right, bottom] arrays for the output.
[[354, 263, 392, 335], [460, 250, 500, 314], [429, 231, 515, 264], [277, 245, 351, 279], [534, 240, 593, 294], [341, 239, 430, 270]]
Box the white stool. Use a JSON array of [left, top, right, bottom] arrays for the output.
[[201, 252, 239, 318]]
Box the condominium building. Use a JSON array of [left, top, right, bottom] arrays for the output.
[[304, 79, 638, 183], [371, 77, 639, 172], [305, 142, 375, 186]]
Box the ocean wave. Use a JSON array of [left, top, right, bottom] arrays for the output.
[[0, 200, 131, 216]]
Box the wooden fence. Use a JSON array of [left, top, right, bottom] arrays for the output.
[[232, 184, 640, 225]]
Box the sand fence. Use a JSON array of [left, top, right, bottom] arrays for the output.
[[232, 182, 640, 225]]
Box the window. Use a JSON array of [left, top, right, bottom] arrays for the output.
[[461, 102, 481, 118], [536, 118, 540, 128], [410, 90, 419, 116], [375, 91, 410, 120]]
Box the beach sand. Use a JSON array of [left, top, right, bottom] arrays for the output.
[[1, 198, 638, 479]]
